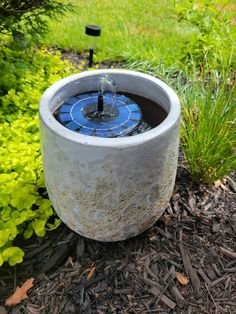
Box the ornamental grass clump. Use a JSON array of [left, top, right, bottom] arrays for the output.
[[180, 71, 236, 184]]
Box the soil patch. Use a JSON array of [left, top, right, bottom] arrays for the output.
[[60, 50, 124, 70]]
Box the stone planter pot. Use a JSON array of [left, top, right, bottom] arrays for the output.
[[39, 69, 180, 241]]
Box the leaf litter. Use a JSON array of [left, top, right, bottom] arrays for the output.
[[5, 278, 34, 306]]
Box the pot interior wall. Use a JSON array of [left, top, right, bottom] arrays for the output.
[[49, 73, 171, 116]]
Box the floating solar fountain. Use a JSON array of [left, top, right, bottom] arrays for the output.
[[39, 70, 180, 241], [54, 74, 143, 137]]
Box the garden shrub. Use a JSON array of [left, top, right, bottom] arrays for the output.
[[0, 47, 78, 266], [0, 0, 72, 47], [175, 0, 235, 70]]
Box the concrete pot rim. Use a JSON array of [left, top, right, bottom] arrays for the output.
[[39, 69, 180, 148]]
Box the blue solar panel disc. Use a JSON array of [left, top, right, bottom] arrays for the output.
[[59, 104, 72, 113], [59, 113, 71, 124], [64, 121, 79, 131], [66, 97, 79, 105], [55, 92, 142, 137]]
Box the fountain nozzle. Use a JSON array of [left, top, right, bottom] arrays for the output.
[[97, 92, 104, 113]]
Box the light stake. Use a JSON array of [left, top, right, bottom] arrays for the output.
[[85, 24, 101, 68]]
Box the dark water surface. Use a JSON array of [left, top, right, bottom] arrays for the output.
[[123, 92, 167, 136]]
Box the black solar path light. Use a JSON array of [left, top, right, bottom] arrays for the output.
[[85, 24, 101, 68]]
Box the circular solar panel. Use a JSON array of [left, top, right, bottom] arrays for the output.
[[55, 92, 142, 137]]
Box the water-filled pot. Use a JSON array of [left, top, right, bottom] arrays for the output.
[[39, 69, 180, 241]]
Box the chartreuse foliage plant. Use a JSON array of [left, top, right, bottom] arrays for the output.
[[180, 70, 236, 183], [0, 47, 78, 267]]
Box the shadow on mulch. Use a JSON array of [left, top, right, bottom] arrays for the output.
[[0, 53, 235, 313], [1, 165, 236, 314]]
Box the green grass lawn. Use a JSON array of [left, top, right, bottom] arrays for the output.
[[42, 0, 195, 65]]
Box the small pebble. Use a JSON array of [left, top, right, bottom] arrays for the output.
[[0, 306, 7, 314], [212, 223, 221, 233]]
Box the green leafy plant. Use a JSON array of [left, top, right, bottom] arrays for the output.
[[0, 47, 80, 266], [174, 0, 235, 70], [180, 70, 236, 183], [0, 0, 73, 47]]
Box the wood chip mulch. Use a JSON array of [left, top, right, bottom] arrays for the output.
[[0, 165, 235, 314]]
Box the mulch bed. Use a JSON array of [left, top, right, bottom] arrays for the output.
[[1, 165, 235, 314], [0, 53, 235, 313]]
